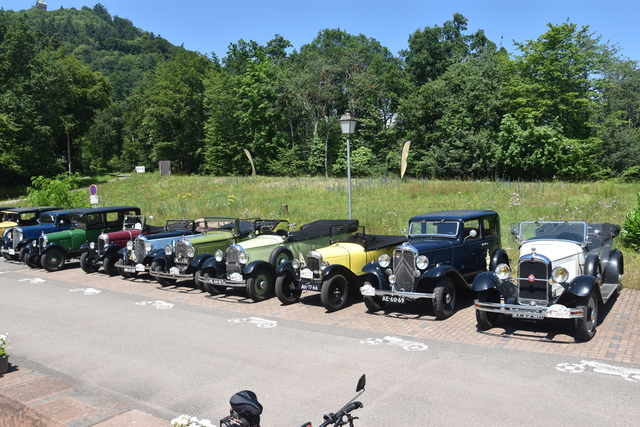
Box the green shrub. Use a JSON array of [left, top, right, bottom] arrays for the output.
[[621, 192, 640, 251], [25, 173, 89, 209]]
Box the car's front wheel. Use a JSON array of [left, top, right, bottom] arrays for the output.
[[321, 274, 349, 312], [433, 276, 456, 319], [275, 273, 301, 305], [575, 290, 598, 342], [102, 254, 119, 276], [363, 295, 386, 313], [41, 248, 66, 272], [80, 252, 100, 273], [151, 261, 176, 287], [476, 289, 501, 330], [246, 267, 274, 302], [117, 258, 138, 279], [22, 248, 40, 268]]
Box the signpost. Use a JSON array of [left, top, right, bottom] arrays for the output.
[[89, 185, 98, 206]]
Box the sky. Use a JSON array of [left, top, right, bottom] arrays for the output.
[[2, 1, 639, 62]]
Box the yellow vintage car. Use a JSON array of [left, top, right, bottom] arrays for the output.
[[0, 206, 60, 235], [275, 229, 406, 312]]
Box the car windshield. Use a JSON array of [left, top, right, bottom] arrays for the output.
[[39, 214, 56, 224], [408, 220, 459, 238], [518, 221, 587, 243], [123, 215, 145, 230]]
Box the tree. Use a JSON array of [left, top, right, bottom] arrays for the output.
[[498, 21, 612, 180]]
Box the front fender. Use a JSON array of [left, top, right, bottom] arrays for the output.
[[276, 261, 296, 276], [472, 271, 500, 292], [243, 260, 274, 276], [42, 244, 68, 258], [361, 262, 388, 289], [190, 253, 213, 270], [322, 264, 360, 285], [489, 248, 509, 270], [103, 244, 123, 259], [16, 238, 36, 252], [201, 255, 224, 271], [564, 275, 600, 301], [420, 265, 468, 290], [78, 242, 92, 254]]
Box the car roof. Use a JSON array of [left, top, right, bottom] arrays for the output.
[[79, 206, 140, 214], [1, 206, 61, 214], [409, 209, 497, 222], [40, 208, 93, 216]]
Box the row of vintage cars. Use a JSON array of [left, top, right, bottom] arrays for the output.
[[0, 204, 624, 341]]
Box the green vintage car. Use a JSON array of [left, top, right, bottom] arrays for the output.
[[195, 219, 359, 302], [37, 206, 141, 272], [148, 217, 260, 287]]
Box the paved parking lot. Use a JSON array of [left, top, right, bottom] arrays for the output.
[[2, 262, 639, 426], [20, 263, 640, 365]]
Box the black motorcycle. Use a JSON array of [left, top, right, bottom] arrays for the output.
[[220, 374, 366, 427]]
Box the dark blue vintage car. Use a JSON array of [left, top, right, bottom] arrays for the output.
[[360, 209, 507, 319], [1, 208, 88, 262]]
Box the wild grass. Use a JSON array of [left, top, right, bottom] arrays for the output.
[[8, 173, 640, 289]]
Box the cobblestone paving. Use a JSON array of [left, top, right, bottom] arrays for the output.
[[20, 263, 640, 365]]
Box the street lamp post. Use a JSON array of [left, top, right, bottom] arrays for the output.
[[339, 111, 357, 219]]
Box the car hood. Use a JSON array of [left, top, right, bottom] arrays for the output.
[[42, 229, 81, 242], [233, 234, 285, 250], [520, 240, 583, 263], [187, 230, 235, 245], [403, 239, 457, 253]]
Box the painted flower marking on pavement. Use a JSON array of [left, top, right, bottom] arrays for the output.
[[361, 336, 428, 351], [228, 317, 278, 328], [556, 360, 640, 382], [19, 277, 46, 283], [70, 287, 101, 295], [136, 300, 174, 309]]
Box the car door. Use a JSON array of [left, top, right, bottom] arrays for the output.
[[459, 218, 486, 278]]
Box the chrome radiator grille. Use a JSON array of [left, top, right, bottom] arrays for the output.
[[175, 240, 190, 264], [392, 247, 416, 292], [226, 246, 242, 276], [306, 256, 321, 272], [134, 239, 147, 262], [98, 236, 108, 254], [11, 229, 21, 250], [518, 260, 551, 304]]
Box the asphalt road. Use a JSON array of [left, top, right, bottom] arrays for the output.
[[1, 259, 640, 426]]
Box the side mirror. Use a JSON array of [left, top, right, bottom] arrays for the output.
[[469, 229, 477, 238], [356, 374, 366, 392]]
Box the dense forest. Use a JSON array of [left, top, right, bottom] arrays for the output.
[[1, 3, 639, 186]]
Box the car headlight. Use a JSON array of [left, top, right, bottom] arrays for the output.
[[238, 251, 249, 264], [17, 231, 23, 242], [126, 241, 134, 251], [320, 260, 329, 270], [164, 244, 173, 256], [552, 267, 569, 283], [215, 249, 224, 262], [186, 245, 195, 258], [416, 255, 429, 270], [292, 259, 301, 270], [379, 253, 391, 268], [389, 274, 397, 284], [144, 241, 152, 252], [90, 242, 95, 250], [495, 263, 511, 280]]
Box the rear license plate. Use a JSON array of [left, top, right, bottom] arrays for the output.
[[124, 267, 136, 273], [382, 295, 405, 304]]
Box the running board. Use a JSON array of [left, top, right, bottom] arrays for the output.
[[601, 282, 620, 304]]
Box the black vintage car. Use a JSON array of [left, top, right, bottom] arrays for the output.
[[360, 210, 507, 319], [472, 221, 623, 341]]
